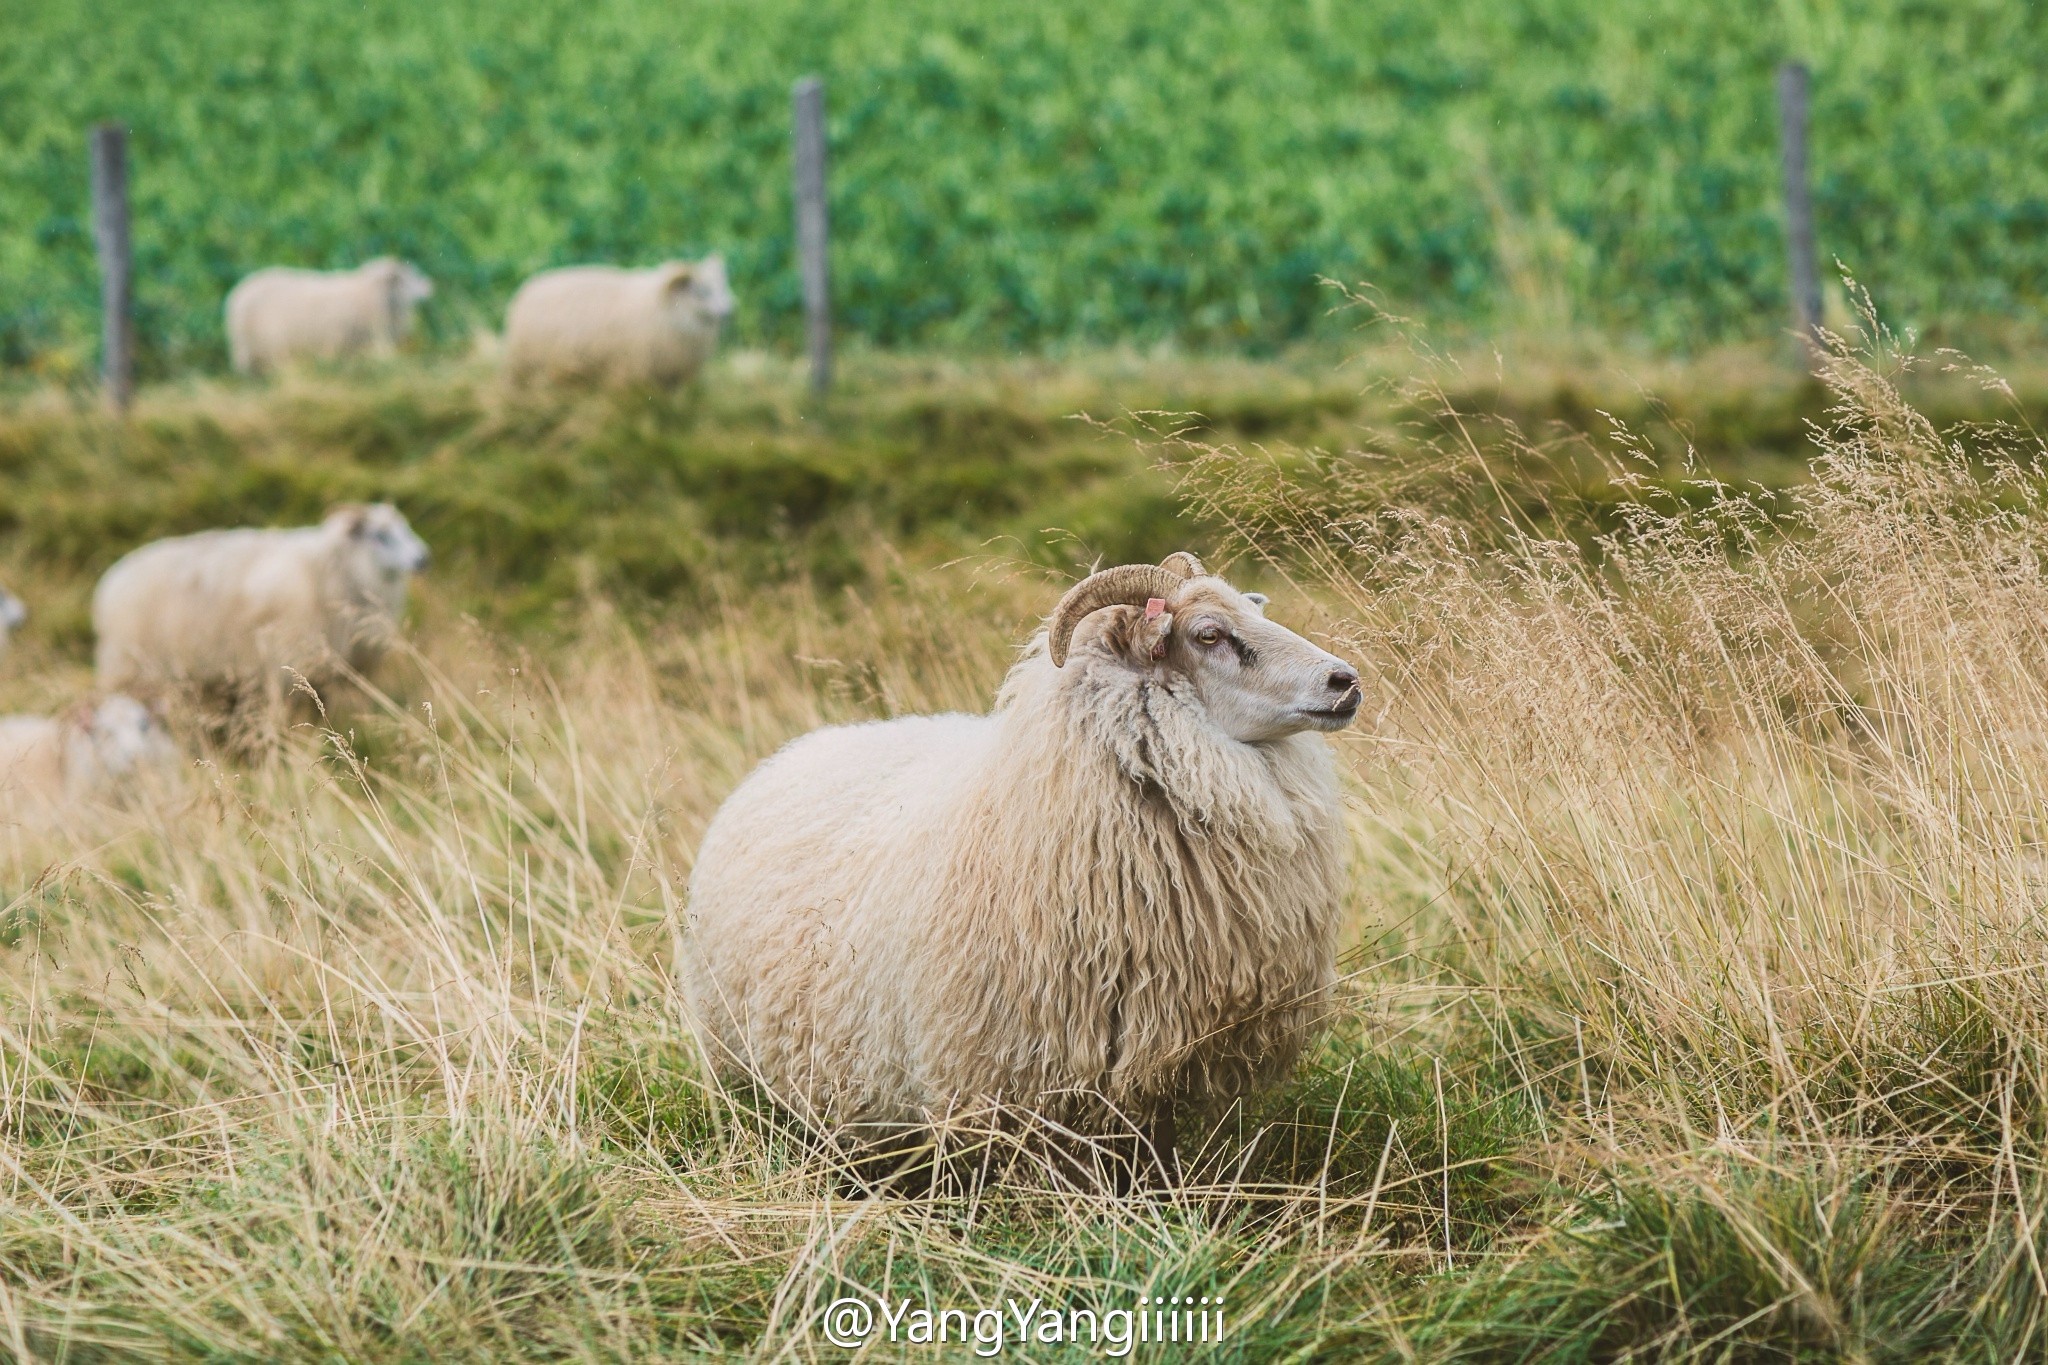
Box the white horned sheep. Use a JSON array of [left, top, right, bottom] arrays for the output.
[[92, 504, 431, 713], [682, 553, 1363, 1170], [224, 258, 434, 375], [503, 257, 735, 388], [0, 694, 179, 814]]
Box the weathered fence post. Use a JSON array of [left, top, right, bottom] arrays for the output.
[[1776, 62, 1822, 355], [792, 75, 831, 395], [90, 122, 134, 413], [90, 123, 135, 412]]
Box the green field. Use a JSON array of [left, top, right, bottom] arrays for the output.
[[4, 0, 2047, 374]]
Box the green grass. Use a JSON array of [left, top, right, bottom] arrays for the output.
[[11, 335, 2048, 1357], [5, 339, 2045, 655], [4, 0, 2048, 375]]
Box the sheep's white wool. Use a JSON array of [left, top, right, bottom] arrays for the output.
[[503, 258, 734, 387], [683, 562, 1361, 1134], [0, 694, 178, 815], [0, 585, 25, 658], [225, 259, 432, 375], [92, 504, 430, 707]]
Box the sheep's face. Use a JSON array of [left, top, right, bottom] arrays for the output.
[[663, 256, 736, 328], [70, 695, 177, 783], [395, 262, 434, 306], [371, 259, 433, 338], [333, 503, 432, 578], [1081, 579, 1362, 743]]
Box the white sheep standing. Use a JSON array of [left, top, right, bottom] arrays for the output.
[[502, 257, 734, 387], [224, 258, 434, 375], [0, 694, 179, 813], [92, 504, 431, 713], [682, 553, 1365, 1171]]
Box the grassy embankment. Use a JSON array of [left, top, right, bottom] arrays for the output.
[[6, 339, 2048, 1356], [5, 337, 2042, 655]]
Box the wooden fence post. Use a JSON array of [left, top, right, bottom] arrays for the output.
[[792, 75, 831, 395], [1776, 62, 1822, 355], [90, 123, 134, 413]]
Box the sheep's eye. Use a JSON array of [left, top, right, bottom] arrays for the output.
[[1194, 626, 1224, 646]]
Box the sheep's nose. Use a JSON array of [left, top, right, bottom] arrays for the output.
[[1327, 667, 1360, 694]]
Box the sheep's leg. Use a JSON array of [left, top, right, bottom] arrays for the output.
[[835, 1121, 938, 1197], [259, 668, 291, 752], [223, 667, 294, 757], [1139, 1109, 1181, 1188]]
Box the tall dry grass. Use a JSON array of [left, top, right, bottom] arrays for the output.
[[1181, 320, 2048, 1355], [0, 560, 1055, 1356], [7, 327, 2048, 1357]]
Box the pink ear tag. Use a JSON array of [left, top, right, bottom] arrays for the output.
[[1145, 598, 1167, 619]]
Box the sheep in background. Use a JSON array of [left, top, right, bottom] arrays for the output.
[[0, 586, 25, 656], [0, 694, 179, 813], [225, 259, 433, 375], [92, 504, 431, 716], [681, 553, 1364, 1176], [503, 257, 734, 388]]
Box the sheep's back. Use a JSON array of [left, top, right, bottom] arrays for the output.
[[505, 267, 708, 383], [0, 717, 63, 799], [683, 712, 993, 1117], [505, 269, 634, 372], [226, 270, 383, 369], [94, 529, 327, 689]]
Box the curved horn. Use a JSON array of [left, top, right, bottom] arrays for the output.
[[1047, 563, 1185, 667], [1159, 550, 1204, 579]]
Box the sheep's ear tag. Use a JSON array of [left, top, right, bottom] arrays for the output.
[[1145, 598, 1167, 620]]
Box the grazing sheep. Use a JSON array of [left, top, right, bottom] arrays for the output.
[[0, 694, 178, 811], [92, 504, 431, 713], [225, 258, 434, 375], [503, 257, 734, 387], [0, 585, 25, 657], [682, 553, 1363, 1166]]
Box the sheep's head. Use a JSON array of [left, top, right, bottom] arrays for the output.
[[660, 256, 736, 327], [1047, 553, 1362, 743], [65, 694, 177, 788], [366, 256, 434, 305], [0, 586, 25, 642], [328, 503, 432, 578], [398, 262, 433, 305]]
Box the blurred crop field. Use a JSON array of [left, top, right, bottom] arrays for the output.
[[4, 0, 2048, 373]]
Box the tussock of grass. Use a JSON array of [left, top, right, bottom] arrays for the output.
[[12, 327, 2048, 1356]]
